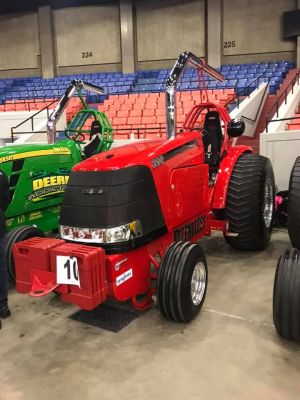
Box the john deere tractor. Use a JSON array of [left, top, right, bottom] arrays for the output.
[[1, 80, 114, 283]]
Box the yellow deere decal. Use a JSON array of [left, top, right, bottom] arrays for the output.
[[0, 148, 70, 164], [28, 175, 69, 202], [33, 175, 69, 190]]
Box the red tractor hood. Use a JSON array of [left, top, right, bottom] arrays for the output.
[[74, 137, 198, 171]]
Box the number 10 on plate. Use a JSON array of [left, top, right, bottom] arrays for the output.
[[57, 256, 81, 287]]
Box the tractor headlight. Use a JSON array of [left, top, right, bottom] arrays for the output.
[[59, 220, 143, 244]]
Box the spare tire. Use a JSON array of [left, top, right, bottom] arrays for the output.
[[288, 157, 300, 249]]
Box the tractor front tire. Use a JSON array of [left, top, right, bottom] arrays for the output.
[[224, 153, 275, 251], [273, 248, 300, 341], [157, 241, 208, 323], [4, 226, 45, 285], [288, 157, 300, 249]]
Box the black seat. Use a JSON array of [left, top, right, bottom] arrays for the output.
[[89, 120, 101, 140], [83, 135, 101, 158], [83, 120, 102, 158], [202, 111, 223, 167]]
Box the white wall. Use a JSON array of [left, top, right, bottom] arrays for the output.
[[136, 0, 205, 62], [54, 5, 121, 68], [260, 131, 300, 190], [223, 0, 296, 63], [0, 109, 66, 141], [260, 82, 300, 190], [0, 12, 40, 70]]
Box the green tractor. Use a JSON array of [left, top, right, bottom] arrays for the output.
[[2, 80, 114, 283]]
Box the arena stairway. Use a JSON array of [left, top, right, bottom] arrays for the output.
[[236, 68, 300, 153]]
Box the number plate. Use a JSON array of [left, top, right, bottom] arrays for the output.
[[57, 256, 80, 287]]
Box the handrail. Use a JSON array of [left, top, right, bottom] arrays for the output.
[[224, 70, 271, 110], [265, 116, 300, 129], [10, 98, 59, 143], [265, 70, 300, 133]]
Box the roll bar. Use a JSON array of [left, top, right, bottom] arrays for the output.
[[47, 80, 104, 144], [165, 51, 224, 139]]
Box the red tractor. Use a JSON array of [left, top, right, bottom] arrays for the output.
[[273, 157, 300, 340], [13, 52, 275, 323]]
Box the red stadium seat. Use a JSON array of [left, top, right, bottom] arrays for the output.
[[113, 117, 127, 126], [156, 108, 166, 116], [130, 109, 142, 117], [143, 109, 155, 117], [142, 116, 156, 125], [117, 110, 129, 118], [127, 116, 142, 125]]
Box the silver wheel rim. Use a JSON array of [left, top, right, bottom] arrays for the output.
[[191, 262, 206, 306], [263, 178, 274, 229]]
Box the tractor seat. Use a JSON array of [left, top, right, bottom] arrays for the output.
[[202, 111, 223, 168], [89, 120, 101, 140], [83, 121, 102, 158], [83, 134, 101, 158]]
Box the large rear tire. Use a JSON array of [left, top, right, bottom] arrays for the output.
[[287, 157, 300, 249], [157, 241, 208, 323], [273, 248, 300, 341], [224, 153, 275, 251], [5, 226, 45, 285]]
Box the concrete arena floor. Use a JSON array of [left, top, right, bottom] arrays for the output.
[[1, 230, 300, 400]]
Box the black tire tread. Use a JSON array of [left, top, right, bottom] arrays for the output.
[[157, 242, 207, 323], [288, 157, 300, 249], [225, 153, 275, 251], [273, 248, 300, 341]]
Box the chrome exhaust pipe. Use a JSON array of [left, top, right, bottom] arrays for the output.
[[47, 80, 104, 144], [165, 51, 224, 139]]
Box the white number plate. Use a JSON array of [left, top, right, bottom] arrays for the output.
[[56, 256, 80, 287]]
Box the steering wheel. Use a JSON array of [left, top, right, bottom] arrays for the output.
[[64, 129, 86, 143]]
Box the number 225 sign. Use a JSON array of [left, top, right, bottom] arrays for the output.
[[57, 256, 80, 287]]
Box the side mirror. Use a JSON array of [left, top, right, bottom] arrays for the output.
[[227, 119, 245, 137]]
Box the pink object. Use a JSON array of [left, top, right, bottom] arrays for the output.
[[275, 195, 283, 209]]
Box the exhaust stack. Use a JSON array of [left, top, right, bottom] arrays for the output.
[[165, 51, 224, 139], [47, 80, 104, 144]]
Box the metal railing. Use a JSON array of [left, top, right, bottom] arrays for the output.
[[265, 70, 300, 133], [265, 116, 300, 131], [10, 98, 59, 142]]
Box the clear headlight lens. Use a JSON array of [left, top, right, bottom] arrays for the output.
[[59, 220, 142, 244]]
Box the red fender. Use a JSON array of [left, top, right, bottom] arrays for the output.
[[212, 145, 253, 209]]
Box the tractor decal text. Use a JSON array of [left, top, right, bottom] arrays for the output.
[[32, 175, 69, 191], [152, 155, 164, 169], [151, 140, 198, 169], [0, 148, 71, 164], [28, 175, 69, 202], [174, 215, 206, 242], [116, 269, 133, 286]]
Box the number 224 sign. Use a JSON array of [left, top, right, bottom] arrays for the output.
[[57, 256, 80, 287]]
